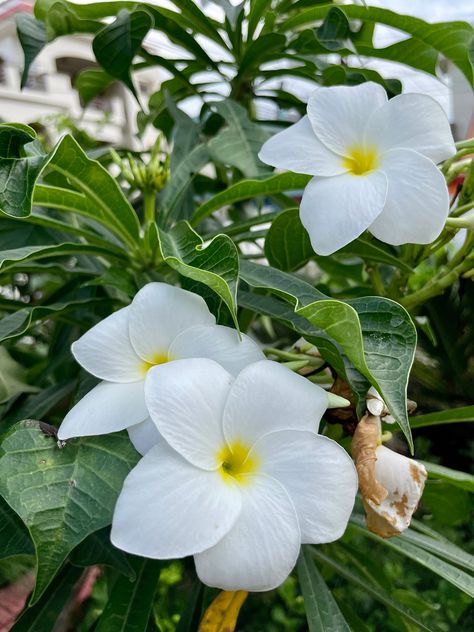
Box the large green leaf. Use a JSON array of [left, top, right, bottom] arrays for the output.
[[0, 421, 139, 603], [75, 68, 115, 107], [69, 527, 134, 577], [298, 546, 351, 632], [15, 13, 47, 89], [239, 261, 416, 448], [156, 222, 240, 328], [192, 173, 310, 226], [280, 5, 474, 85], [93, 8, 153, 99], [45, 1, 100, 39], [95, 557, 162, 632], [208, 101, 271, 178], [0, 132, 140, 248]]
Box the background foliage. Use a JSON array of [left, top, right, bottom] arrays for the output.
[[0, 1, 473, 630]]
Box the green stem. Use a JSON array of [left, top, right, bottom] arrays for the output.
[[143, 190, 156, 228], [367, 264, 385, 296]]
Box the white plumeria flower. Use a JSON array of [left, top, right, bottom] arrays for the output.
[[111, 359, 358, 591], [57, 283, 264, 454], [259, 82, 456, 255]]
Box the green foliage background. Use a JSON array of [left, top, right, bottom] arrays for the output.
[[0, 1, 473, 630]]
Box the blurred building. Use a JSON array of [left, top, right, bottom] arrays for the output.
[[0, 0, 161, 147]]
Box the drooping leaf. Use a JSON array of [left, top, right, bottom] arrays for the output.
[[198, 590, 248, 632], [0, 421, 139, 603], [94, 557, 162, 632], [239, 261, 416, 448], [15, 13, 47, 89], [92, 8, 154, 99], [297, 546, 351, 631], [75, 68, 115, 107], [156, 222, 240, 329]]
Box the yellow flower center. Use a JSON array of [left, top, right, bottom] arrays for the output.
[[342, 146, 379, 176], [140, 352, 169, 376], [218, 440, 259, 484]]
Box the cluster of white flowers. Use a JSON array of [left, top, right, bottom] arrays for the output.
[[259, 82, 455, 255], [58, 282, 358, 591]]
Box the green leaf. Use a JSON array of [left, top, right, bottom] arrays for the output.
[[45, 1, 100, 39], [239, 33, 286, 74], [95, 557, 162, 632], [0, 496, 34, 560], [0, 242, 126, 273], [1, 382, 74, 428], [0, 123, 37, 158], [239, 261, 416, 449], [298, 546, 351, 632], [280, 5, 474, 86], [208, 100, 271, 178], [310, 548, 436, 632], [0, 421, 139, 603], [75, 68, 115, 107], [0, 347, 39, 404], [316, 6, 350, 51], [9, 564, 84, 632], [69, 527, 135, 577], [156, 222, 240, 329], [409, 406, 474, 428], [15, 13, 47, 89], [92, 8, 154, 99], [0, 296, 112, 344], [420, 461, 474, 493], [175, 579, 204, 632], [265, 208, 413, 272], [247, 0, 273, 40]]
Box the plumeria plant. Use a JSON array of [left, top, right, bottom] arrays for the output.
[[0, 1, 473, 631]]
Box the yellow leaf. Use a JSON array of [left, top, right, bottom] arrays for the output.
[[198, 590, 248, 632]]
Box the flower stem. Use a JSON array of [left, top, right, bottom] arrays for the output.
[[143, 189, 156, 229]]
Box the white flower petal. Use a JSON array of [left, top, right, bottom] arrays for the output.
[[129, 283, 215, 363], [145, 358, 233, 469], [307, 82, 388, 155], [366, 93, 456, 164], [258, 116, 347, 176], [57, 380, 147, 440], [169, 324, 265, 377], [370, 148, 449, 245], [127, 417, 161, 455], [366, 445, 427, 536], [223, 361, 327, 448], [194, 473, 300, 591], [72, 307, 143, 383], [251, 431, 357, 544], [300, 172, 387, 256], [111, 440, 242, 559]]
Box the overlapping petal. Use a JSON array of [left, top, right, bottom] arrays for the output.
[[300, 171, 387, 255], [129, 283, 215, 363], [169, 324, 265, 377], [223, 361, 328, 448], [145, 359, 232, 469], [127, 417, 161, 455], [366, 93, 456, 164], [111, 441, 242, 559], [307, 82, 388, 155], [370, 148, 449, 245], [57, 380, 148, 440], [251, 430, 357, 543], [71, 307, 143, 383], [258, 116, 346, 177], [194, 474, 300, 591]]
